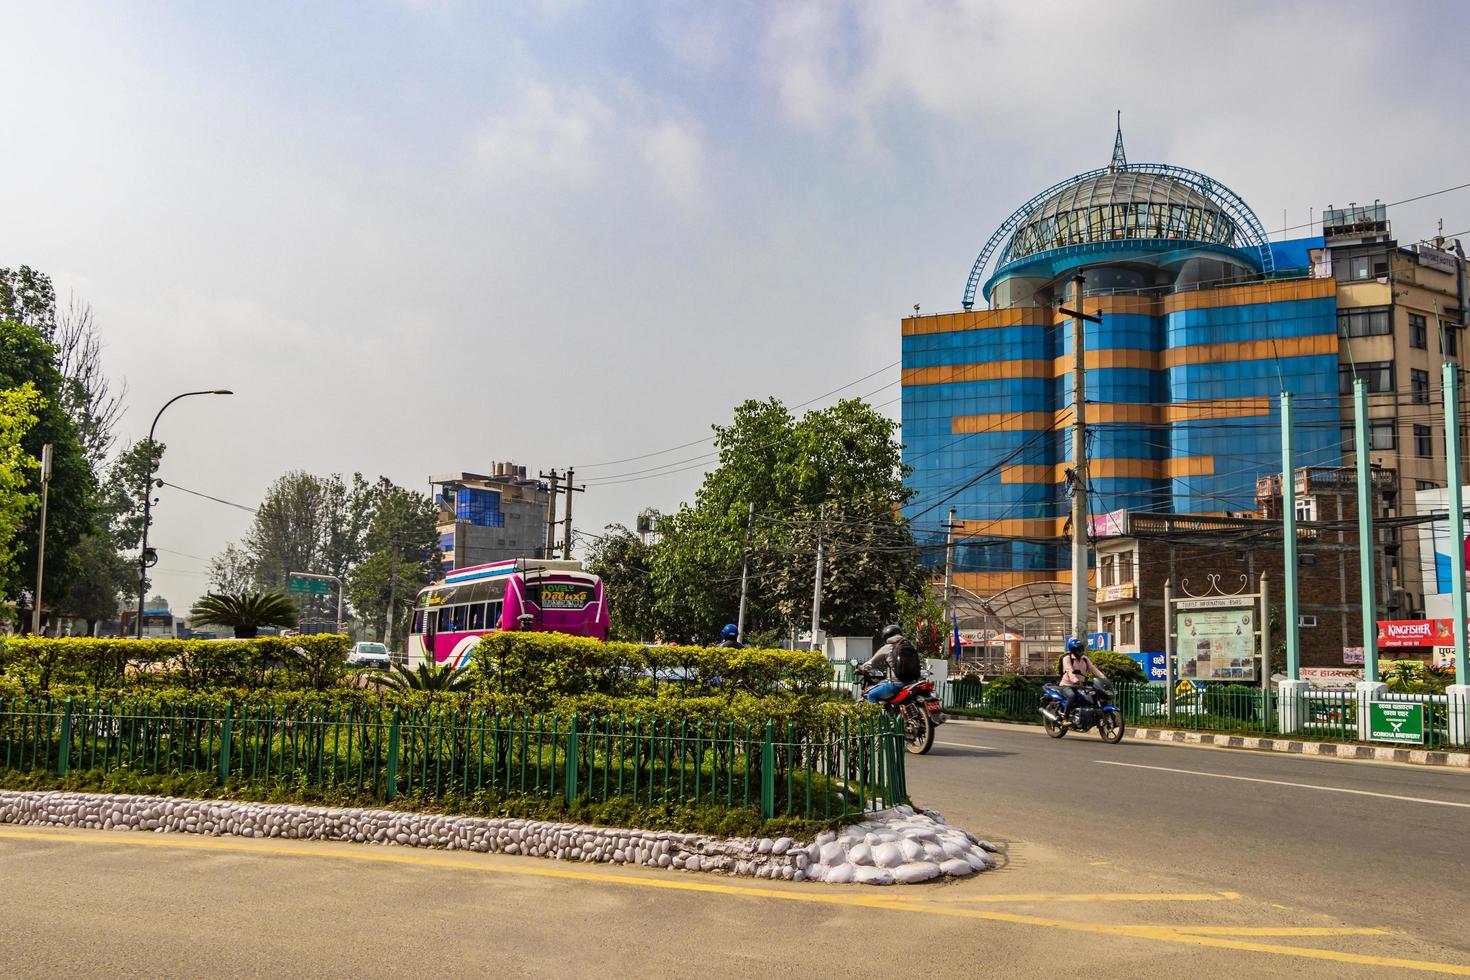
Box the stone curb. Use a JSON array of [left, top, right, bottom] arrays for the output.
[[949, 717, 1470, 768], [1128, 726, 1470, 768], [0, 791, 996, 885]]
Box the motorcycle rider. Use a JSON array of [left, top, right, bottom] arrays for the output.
[[859, 624, 919, 703], [1059, 636, 1107, 720], [717, 624, 743, 649]]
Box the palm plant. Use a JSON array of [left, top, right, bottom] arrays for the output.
[[373, 660, 475, 694], [189, 591, 299, 639]]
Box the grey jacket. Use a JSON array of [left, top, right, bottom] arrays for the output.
[[860, 637, 905, 684]]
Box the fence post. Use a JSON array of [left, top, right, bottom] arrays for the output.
[[217, 703, 234, 785], [760, 720, 775, 820], [386, 706, 401, 802], [565, 713, 580, 806], [56, 698, 73, 777]]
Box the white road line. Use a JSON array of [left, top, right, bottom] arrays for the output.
[[1097, 760, 1470, 809], [934, 740, 1001, 750]]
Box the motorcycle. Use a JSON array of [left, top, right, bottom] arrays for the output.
[[1039, 676, 1125, 743], [856, 667, 945, 754]]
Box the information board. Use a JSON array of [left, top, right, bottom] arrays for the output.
[[1367, 702, 1424, 745], [1174, 607, 1256, 681]]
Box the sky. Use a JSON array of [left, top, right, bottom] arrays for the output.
[[4, 0, 1470, 609]]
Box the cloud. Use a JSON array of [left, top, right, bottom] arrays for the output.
[[472, 81, 607, 186], [641, 119, 705, 208]]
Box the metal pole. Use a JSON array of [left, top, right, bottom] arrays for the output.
[[336, 577, 344, 635], [944, 507, 957, 655], [1353, 379, 1379, 682], [31, 444, 52, 634], [1280, 391, 1301, 680], [135, 389, 232, 639], [736, 502, 755, 639], [1260, 572, 1272, 729], [1070, 275, 1089, 639], [809, 506, 824, 651], [1164, 578, 1174, 719], [543, 470, 559, 559], [1445, 362, 1468, 684]]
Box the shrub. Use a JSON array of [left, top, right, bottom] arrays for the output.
[[1087, 650, 1146, 683], [986, 672, 1040, 694]]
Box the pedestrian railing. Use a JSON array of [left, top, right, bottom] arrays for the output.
[[0, 697, 907, 821], [940, 680, 1469, 749]]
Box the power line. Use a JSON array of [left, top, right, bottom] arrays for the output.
[[158, 480, 258, 515]]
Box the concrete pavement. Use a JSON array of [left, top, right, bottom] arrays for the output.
[[1, 721, 1468, 977]]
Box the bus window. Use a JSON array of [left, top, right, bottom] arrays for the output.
[[442, 606, 463, 632], [425, 610, 438, 635], [487, 601, 503, 630], [412, 610, 423, 634], [468, 603, 485, 631]]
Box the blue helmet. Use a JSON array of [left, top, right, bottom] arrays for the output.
[[722, 624, 739, 639], [1065, 636, 1085, 655]]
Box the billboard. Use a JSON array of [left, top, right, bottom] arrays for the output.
[[1175, 608, 1256, 680], [1377, 619, 1453, 648]]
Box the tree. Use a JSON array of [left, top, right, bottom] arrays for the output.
[[0, 383, 42, 583], [649, 398, 926, 642], [0, 266, 57, 338], [0, 319, 96, 604], [189, 592, 299, 639], [346, 479, 441, 648], [59, 531, 133, 636], [244, 471, 336, 590], [206, 542, 256, 594], [583, 523, 658, 641], [52, 295, 126, 467]]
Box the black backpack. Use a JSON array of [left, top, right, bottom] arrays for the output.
[[893, 641, 922, 683]]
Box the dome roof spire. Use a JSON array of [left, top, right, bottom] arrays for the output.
[[1109, 110, 1127, 171]]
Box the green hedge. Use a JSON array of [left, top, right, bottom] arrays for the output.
[[0, 635, 351, 692], [0, 633, 870, 734]]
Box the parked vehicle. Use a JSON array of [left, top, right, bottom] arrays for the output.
[[1039, 677, 1125, 742], [347, 641, 392, 669], [856, 667, 945, 754]]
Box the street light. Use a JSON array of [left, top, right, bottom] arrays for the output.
[[135, 389, 233, 639]]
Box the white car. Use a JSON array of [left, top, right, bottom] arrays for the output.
[[347, 641, 392, 669]]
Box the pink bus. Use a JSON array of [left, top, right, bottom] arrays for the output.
[[406, 558, 610, 668]]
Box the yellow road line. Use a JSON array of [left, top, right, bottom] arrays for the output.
[[3, 827, 1467, 976], [1167, 926, 1398, 937], [932, 891, 1240, 904]]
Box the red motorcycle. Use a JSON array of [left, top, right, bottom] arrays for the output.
[[857, 668, 944, 754]]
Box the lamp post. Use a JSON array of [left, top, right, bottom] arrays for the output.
[[135, 390, 233, 639]]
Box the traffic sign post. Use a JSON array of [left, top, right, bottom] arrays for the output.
[[1367, 702, 1424, 745], [287, 573, 343, 634]]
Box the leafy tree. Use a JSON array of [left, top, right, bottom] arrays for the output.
[[649, 398, 925, 642], [0, 319, 96, 605], [60, 531, 133, 635], [0, 266, 57, 337], [346, 479, 441, 648], [206, 542, 256, 594], [0, 383, 42, 583], [189, 591, 299, 639], [52, 296, 126, 467], [101, 438, 164, 552], [583, 523, 658, 641], [244, 470, 336, 590]]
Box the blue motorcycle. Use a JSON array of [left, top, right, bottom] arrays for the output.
[[1039, 677, 1125, 743]]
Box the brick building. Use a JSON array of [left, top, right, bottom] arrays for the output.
[[1093, 466, 1393, 669]]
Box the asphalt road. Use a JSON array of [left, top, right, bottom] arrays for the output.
[[1, 724, 1467, 978], [913, 720, 1470, 950]]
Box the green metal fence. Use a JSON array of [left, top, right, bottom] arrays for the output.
[[0, 697, 907, 821], [942, 679, 1469, 750]]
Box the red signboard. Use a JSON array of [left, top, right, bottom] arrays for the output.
[[1377, 619, 1454, 648]]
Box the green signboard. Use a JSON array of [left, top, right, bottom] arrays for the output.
[[1367, 702, 1424, 745], [288, 577, 332, 596]]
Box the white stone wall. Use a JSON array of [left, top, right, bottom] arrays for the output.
[[0, 791, 996, 885]]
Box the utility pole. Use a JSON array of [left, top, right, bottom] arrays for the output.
[[1059, 276, 1101, 640], [809, 506, 825, 651], [31, 444, 52, 635], [561, 466, 583, 560], [542, 470, 560, 559], [384, 539, 399, 650], [943, 507, 957, 656], [1445, 362, 1468, 686], [736, 502, 755, 639], [1280, 392, 1301, 678]]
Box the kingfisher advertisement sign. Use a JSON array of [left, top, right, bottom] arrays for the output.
[[1377, 619, 1454, 649]]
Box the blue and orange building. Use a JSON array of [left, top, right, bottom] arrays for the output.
[[901, 126, 1343, 596]]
